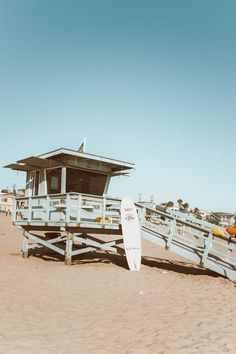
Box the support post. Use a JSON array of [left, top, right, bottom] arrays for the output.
[[166, 218, 176, 250], [22, 232, 29, 258], [200, 231, 213, 267], [65, 233, 73, 265]]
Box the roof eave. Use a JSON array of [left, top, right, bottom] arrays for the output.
[[39, 148, 134, 170]]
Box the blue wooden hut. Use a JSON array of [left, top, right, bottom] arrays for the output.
[[5, 148, 135, 263]]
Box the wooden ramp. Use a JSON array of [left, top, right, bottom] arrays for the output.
[[138, 205, 236, 281]]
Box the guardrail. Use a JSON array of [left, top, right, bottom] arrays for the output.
[[140, 205, 236, 280], [13, 193, 122, 228]]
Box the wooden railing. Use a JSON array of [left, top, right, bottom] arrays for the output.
[[140, 205, 236, 280], [13, 193, 122, 229]]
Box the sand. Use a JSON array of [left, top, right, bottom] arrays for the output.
[[0, 215, 236, 354]]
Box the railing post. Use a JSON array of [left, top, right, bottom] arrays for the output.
[[66, 194, 70, 224], [77, 194, 81, 224], [102, 195, 106, 226], [137, 205, 146, 226], [45, 196, 49, 224], [28, 197, 32, 223], [201, 231, 213, 267], [166, 218, 176, 250]]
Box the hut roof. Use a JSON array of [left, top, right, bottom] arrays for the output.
[[4, 148, 135, 176]]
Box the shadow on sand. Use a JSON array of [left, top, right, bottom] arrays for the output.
[[30, 246, 220, 278]]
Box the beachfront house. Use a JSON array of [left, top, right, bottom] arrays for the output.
[[213, 212, 236, 227], [0, 191, 14, 214], [0, 189, 24, 214]]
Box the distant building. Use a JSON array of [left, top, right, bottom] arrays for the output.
[[168, 205, 179, 212], [194, 210, 236, 227], [0, 189, 24, 214], [211, 212, 236, 227], [136, 199, 236, 228]]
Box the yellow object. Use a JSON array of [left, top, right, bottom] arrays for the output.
[[95, 216, 109, 223], [212, 227, 226, 237]]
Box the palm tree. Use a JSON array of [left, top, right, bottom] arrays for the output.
[[164, 201, 174, 212], [193, 207, 202, 220], [177, 199, 183, 210], [181, 202, 189, 213]]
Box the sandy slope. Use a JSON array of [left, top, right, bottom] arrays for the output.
[[0, 215, 236, 354]]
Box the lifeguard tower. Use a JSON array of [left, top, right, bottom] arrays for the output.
[[5, 148, 136, 264], [5, 147, 236, 280]]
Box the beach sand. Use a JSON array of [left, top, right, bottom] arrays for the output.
[[0, 214, 236, 354]]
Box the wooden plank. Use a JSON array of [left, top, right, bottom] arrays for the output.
[[24, 231, 65, 256], [73, 235, 117, 253]]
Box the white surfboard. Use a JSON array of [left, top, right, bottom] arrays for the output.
[[121, 198, 141, 271]]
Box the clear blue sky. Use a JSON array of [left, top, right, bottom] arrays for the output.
[[0, 0, 235, 212]]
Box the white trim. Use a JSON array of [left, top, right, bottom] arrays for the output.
[[104, 175, 111, 195], [44, 169, 47, 196], [61, 167, 66, 194], [32, 170, 40, 196], [38, 148, 134, 169]]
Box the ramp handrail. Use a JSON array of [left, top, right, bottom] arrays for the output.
[[137, 203, 236, 281]]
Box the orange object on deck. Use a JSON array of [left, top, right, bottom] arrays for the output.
[[226, 227, 236, 236]]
